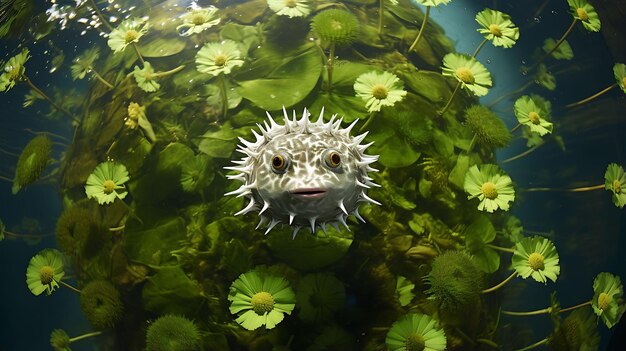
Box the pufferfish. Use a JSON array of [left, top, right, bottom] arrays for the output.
[[225, 107, 381, 238]]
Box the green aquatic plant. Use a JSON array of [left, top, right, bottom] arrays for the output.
[[385, 313, 447, 351], [176, 6, 220, 36], [55, 206, 93, 257], [425, 251, 483, 312], [85, 161, 129, 205], [311, 9, 359, 90], [107, 17, 149, 62], [605, 163, 626, 208], [70, 47, 113, 89], [25, 248, 66, 296], [228, 267, 296, 330], [512, 236, 560, 284], [566, 63, 626, 108], [195, 40, 244, 77], [50, 329, 102, 351], [464, 164, 515, 213], [548, 307, 600, 351], [592, 272, 626, 328], [180, 154, 213, 193], [0, 0, 34, 39], [475, 8, 519, 52], [131, 61, 185, 93], [440, 53, 492, 116], [11, 134, 52, 194], [535, 64, 556, 91], [80, 280, 123, 330], [463, 105, 512, 150], [542, 38, 573, 60], [125, 102, 156, 142], [267, 0, 311, 18], [408, 0, 452, 53], [395, 276, 416, 306], [513, 95, 553, 136], [145, 315, 201, 351], [296, 272, 346, 323], [354, 71, 407, 114], [308, 325, 355, 351]]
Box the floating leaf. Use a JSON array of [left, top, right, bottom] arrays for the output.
[[197, 122, 239, 158], [124, 217, 187, 266], [139, 36, 186, 57], [464, 215, 500, 273]]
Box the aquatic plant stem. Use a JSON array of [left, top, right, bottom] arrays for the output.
[[438, 81, 461, 117], [327, 43, 336, 91], [378, 0, 384, 33], [472, 38, 489, 58], [24, 77, 77, 122], [0, 175, 12, 182], [481, 271, 517, 294], [524, 184, 605, 192], [486, 244, 515, 253], [152, 65, 185, 78], [358, 111, 377, 132], [408, 6, 430, 52], [566, 83, 617, 108], [466, 134, 477, 154], [514, 338, 548, 351], [89, 66, 114, 89], [70, 331, 103, 343], [131, 43, 145, 65], [88, 0, 113, 31], [487, 80, 533, 108], [510, 123, 521, 133], [218, 74, 229, 120], [500, 142, 545, 164], [59, 280, 81, 294], [502, 300, 592, 316], [527, 18, 578, 73], [3, 230, 54, 239]]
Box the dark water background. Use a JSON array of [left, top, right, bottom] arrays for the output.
[[1, 0, 625, 350]]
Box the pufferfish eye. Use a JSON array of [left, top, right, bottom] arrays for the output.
[[271, 153, 290, 173], [324, 150, 342, 168]]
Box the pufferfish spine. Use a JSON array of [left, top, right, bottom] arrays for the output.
[[225, 107, 380, 239]]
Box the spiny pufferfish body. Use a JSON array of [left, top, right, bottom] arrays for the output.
[[226, 108, 380, 238]]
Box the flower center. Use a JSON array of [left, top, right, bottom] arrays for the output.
[[481, 182, 498, 200], [40, 265, 55, 285], [455, 67, 475, 84], [103, 180, 116, 194], [214, 54, 227, 67], [125, 29, 139, 44], [528, 252, 545, 271], [528, 111, 541, 125], [371, 84, 388, 100], [576, 8, 589, 21], [488, 24, 503, 37], [284, 0, 297, 8], [404, 332, 426, 351], [251, 291, 275, 315], [192, 13, 206, 25], [613, 179, 622, 193], [598, 292, 612, 311]]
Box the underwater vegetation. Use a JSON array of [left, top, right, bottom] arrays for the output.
[[0, 0, 625, 350]]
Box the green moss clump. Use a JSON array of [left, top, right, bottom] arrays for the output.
[[55, 206, 108, 259], [425, 251, 483, 313], [548, 308, 600, 351], [12, 134, 52, 194], [49, 329, 70, 351], [79, 280, 123, 330], [311, 9, 359, 46], [146, 315, 201, 351], [464, 105, 512, 148]]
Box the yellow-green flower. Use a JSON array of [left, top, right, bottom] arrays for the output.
[[604, 163, 626, 208], [592, 272, 625, 328], [514, 95, 553, 136], [475, 9, 519, 48], [26, 248, 65, 296], [354, 71, 407, 112], [107, 17, 149, 54], [535, 63, 556, 90], [0, 48, 29, 92], [512, 236, 560, 284], [196, 40, 244, 76], [267, 0, 311, 18], [442, 53, 492, 96], [385, 313, 447, 351], [125, 102, 156, 141], [614, 63, 626, 94], [70, 47, 100, 80], [228, 267, 296, 330], [567, 0, 601, 32], [132, 61, 159, 92], [411, 0, 452, 6], [50, 329, 70, 351], [176, 6, 220, 36], [543, 38, 573, 60], [85, 161, 129, 205], [464, 164, 515, 212]]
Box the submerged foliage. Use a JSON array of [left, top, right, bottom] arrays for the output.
[[12, 134, 52, 194]]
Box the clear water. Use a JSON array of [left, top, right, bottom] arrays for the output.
[[1, 0, 625, 350]]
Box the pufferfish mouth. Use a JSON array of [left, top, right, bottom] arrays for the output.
[[291, 188, 327, 199]]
